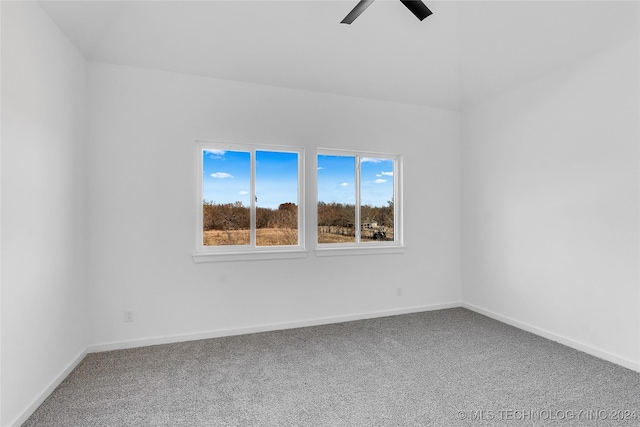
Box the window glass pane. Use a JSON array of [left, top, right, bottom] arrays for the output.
[[202, 149, 250, 246], [256, 150, 299, 246], [317, 155, 356, 243], [360, 157, 394, 242]]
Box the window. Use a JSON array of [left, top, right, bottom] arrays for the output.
[[317, 149, 403, 255], [194, 141, 305, 262]]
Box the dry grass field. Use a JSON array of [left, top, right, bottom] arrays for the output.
[[204, 229, 351, 245], [317, 233, 355, 244], [317, 226, 394, 244], [204, 228, 298, 246], [205, 227, 394, 246]]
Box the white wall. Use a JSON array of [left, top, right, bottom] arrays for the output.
[[461, 37, 640, 370], [1, 2, 89, 426], [86, 63, 462, 348]]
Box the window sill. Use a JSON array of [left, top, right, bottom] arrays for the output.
[[314, 245, 406, 257], [192, 249, 308, 263]]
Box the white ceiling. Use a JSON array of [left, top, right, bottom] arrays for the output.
[[38, 0, 639, 111]]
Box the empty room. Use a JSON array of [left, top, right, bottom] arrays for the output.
[[2, 0, 639, 426]]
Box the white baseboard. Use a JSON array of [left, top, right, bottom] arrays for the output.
[[462, 302, 640, 373], [87, 302, 462, 353], [6, 347, 88, 427]]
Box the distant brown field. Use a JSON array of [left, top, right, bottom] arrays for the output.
[[204, 227, 394, 246], [204, 228, 298, 246], [317, 233, 355, 244], [318, 226, 394, 244]]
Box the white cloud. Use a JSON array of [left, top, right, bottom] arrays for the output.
[[211, 172, 233, 179], [317, 166, 324, 170], [238, 190, 249, 195], [381, 171, 393, 176], [373, 179, 387, 184], [340, 182, 349, 187], [204, 149, 226, 159], [361, 157, 382, 164]]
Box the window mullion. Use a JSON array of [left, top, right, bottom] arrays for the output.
[[250, 149, 256, 248], [355, 155, 361, 244], [393, 157, 399, 244]]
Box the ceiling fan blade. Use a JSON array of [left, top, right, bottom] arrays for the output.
[[399, 0, 432, 21], [341, 0, 375, 24]]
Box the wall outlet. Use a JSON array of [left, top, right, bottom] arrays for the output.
[[124, 310, 134, 322], [396, 287, 403, 296]]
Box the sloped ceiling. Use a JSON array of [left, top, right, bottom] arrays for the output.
[[38, 0, 639, 111]]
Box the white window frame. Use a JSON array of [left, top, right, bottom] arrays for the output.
[[193, 141, 306, 262], [315, 148, 405, 257]]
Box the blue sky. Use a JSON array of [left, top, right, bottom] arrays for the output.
[[202, 149, 298, 209], [203, 150, 394, 209], [318, 155, 394, 207]]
